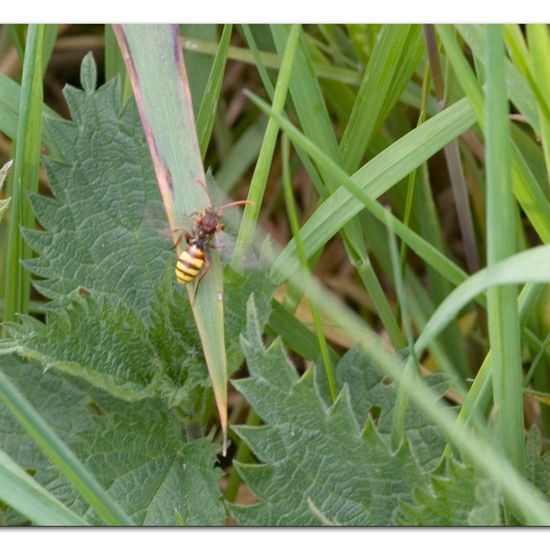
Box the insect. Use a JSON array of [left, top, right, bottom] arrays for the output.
[[174, 200, 251, 292]]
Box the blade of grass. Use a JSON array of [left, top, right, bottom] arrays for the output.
[[304, 35, 356, 127], [180, 34, 361, 86], [0, 448, 88, 526], [424, 25, 480, 275], [485, 25, 524, 480], [442, 283, 545, 459], [386, 207, 422, 448], [215, 115, 267, 193], [3, 25, 44, 326], [104, 24, 124, 82], [458, 24, 540, 133], [270, 94, 476, 284], [240, 25, 275, 98], [339, 25, 423, 174], [104, 25, 131, 103], [266, 299, 340, 363], [196, 24, 233, 159], [399, 60, 431, 276], [526, 25, 550, 191], [249, 92, 550, 388], [9, 24, 25, 60], [247, 92, 473, 290], [454, 24, 550, 246], [504, 24, 532, 83], [114, 24, 228, 452], [414, 246, 550, 361], [281, 134, 336, 401], [439, 26, 550, 245], [270, 24, 405, 351], [239, 25, 327, 200], [0, 368, 131, 525], [233, 24, 300, 262], [41, 25, 58, 76], [0, 73, 61, 154]]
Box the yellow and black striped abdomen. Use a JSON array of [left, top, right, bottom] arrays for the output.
[[176, 244, 205, 284]]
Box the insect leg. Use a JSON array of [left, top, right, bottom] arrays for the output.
[[190, 252, 210, 306], [171, 228, 192, 250], [195, 249, 210, 288]]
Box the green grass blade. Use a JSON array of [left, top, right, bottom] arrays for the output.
[[414, 245, 550, 359], [386, 208, 421, 448], [281, 134, 336, 401], [437, 25, 550, 245], [270, 25, 404, 350], [196, 24, 233, 159], [104, 24, 124, 82], [104, 25, 131, 103], [267, 299, 340, 363], [215, 115, 267, 193], [271, 24, 339, 161], [179, 25, 218, 116], [233, 24, 300, 261], [240, 24, 275, 98], [0, 448, 88, 526], [0, 368, 131, 525], [504, 24, 532, 82], [424, 26, 479, 274], [442, 283, 546, 460], [41, 25, 58, 75], [3, 25, 44, 324], [485, 25, 524, 478], [526, 25, 550, 190], [460, 24, 540, 132], [114, 24, 228, 452], [180, 33, 361, 86], [339, 25, 423, 173], [256, 93, 475, 285], [0, 73, 61, 154]]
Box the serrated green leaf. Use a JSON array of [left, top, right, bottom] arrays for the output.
[[5, 297, 159, 402], [396, 459, 503, 526], [0, 356, 224, 525], [525, 426, 550, 501], [80, 51, 97, 94], [4, 59, 274, 417], [317, 347, 448, 471], [228, 299, 427, 526]]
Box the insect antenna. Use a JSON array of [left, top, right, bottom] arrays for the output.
[[218, 200, 254, 210]]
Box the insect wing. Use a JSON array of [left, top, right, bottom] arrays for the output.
[[213, 230, 269, 273]]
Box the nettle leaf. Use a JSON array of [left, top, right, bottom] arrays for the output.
[[317, 346, 448, 471], [1, 59, 274, 414], [227, 299, 428, 526], [0, 356, 224, 526], [4, 296, 157, 402], [396, 459, 502, 526], [526, 426, 550, 500]]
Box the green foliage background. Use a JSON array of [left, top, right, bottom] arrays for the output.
[[2, 23, 550, 526]]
